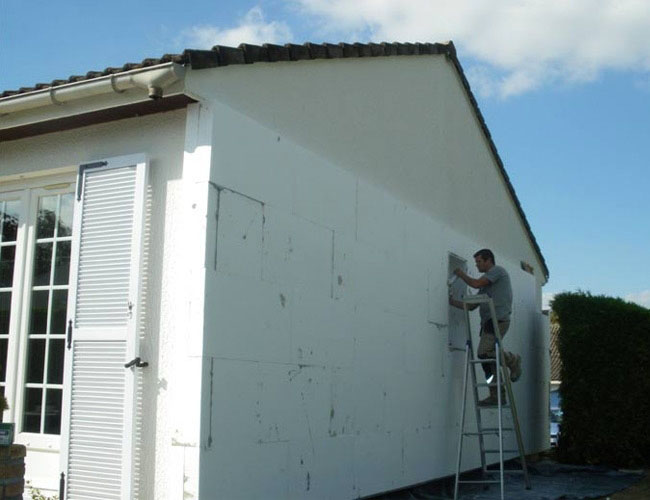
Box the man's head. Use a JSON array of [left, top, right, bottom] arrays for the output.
[[473, 248, 495, 273]]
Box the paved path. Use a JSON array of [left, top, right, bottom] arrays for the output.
[[374, 461, 646, 500]]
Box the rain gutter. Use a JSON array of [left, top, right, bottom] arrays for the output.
[[0, 63, 185, 115]]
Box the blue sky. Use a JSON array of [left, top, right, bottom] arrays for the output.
[[2, 0, 649, 308]]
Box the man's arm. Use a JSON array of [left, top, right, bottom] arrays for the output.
[[454, 268, 490, 289]]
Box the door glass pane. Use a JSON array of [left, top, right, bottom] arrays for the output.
[[22, 388, 42, 433], [1, 200, 20, 242], [51, 289, 68, 335], [26, 339, 45, 383], [47, 339, 65, 384], [36, 196, 57, 239], [58, 194, 74, 237], [0, 292, 10, 335], [53, 241, 71, 285], [0, 246, 15, 287], [0, 339, 7, 381], [32, 243, 52, 286], [44, 389, 63, 434], [29, 290, 49, 335], [23, 191, 74, 436]]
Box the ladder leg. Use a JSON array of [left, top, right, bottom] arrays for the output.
[[453, 341, 471, 500], [505, 378, 532, 489], [488, 300, 532, 492], [466, 308, 487, 476], [496, 339, 505, 500]]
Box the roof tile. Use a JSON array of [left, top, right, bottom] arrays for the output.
[[214, 45, 246, 66], [286, 43, 311, 61], [264, 43, 290, 62], [324, 43, 344, 59], [304, 42, 327, 59]]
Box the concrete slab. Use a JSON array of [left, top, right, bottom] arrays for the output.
[[373, 460, 646, 500]]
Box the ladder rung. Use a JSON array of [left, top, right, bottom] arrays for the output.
[[483, 449, 520, 453], [490, 469, 526, 474], [481, 427, 514, 432], [470, 359, 495, 364], [457, 480, 500, 484], [464, 427, 514, 436], [474, 382, 502, 387], [462, 295, 491, 304]]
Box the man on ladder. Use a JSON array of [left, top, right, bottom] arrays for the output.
[[449, 248, 522, 405], [449, 249, 530, 499]]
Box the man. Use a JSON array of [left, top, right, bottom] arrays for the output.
[[449, 249, 522, 406]]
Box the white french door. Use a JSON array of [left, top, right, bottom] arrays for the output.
[[60, 154, 148, 500]]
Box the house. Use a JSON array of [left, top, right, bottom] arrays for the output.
[[0, 41, 550, 499], [549, 319, 562, 446], [550, 320, 562, 394]]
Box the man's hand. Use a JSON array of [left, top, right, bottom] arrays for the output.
[[453, 267, 489, 289]]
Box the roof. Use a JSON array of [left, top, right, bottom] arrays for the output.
[[1, 42, 451, 98], [1, 41, 549, 280], [550, 322, 562, 382]]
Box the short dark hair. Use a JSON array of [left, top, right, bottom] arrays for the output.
[[473, 248, 495, 263]]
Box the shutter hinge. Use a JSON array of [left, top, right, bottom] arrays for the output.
[[59, 472, 65, 500], [76, 161, 108, 201], [124, 357, 149, 369], [67, 320, 73, 350]]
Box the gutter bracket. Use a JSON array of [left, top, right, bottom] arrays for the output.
[[50, 87, 63, 105], [110, 74, 126, 94]]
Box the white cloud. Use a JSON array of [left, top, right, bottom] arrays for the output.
[[180, 7, 292, 49], [625, 290, 650, 309], [295, 0, 650, 97]]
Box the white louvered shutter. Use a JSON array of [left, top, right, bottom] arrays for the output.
[[61, 155, 147, 500]]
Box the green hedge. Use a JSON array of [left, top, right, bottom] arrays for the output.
[[552, 291, 650, 467]]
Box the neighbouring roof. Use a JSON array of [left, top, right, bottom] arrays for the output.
[[1, 41, 549, 280], [550, 322, 562, 382]]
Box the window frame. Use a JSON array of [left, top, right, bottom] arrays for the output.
[[0, 174, 75, 451]]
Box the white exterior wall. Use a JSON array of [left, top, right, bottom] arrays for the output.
[[0, 110, 204, 499], [186, 55, 548, 499]]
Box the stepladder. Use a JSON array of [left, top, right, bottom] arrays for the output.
[[453, 294, 531, 500]]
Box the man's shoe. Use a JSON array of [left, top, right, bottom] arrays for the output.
[[510, 354, 522, 382]]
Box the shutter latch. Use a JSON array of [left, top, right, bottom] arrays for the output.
[[124, 357, 149, 369]]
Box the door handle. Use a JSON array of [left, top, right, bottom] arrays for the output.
[[124, 357, 149, 369]]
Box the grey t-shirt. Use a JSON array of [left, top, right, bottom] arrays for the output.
[[478, 265, 512, 324]]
